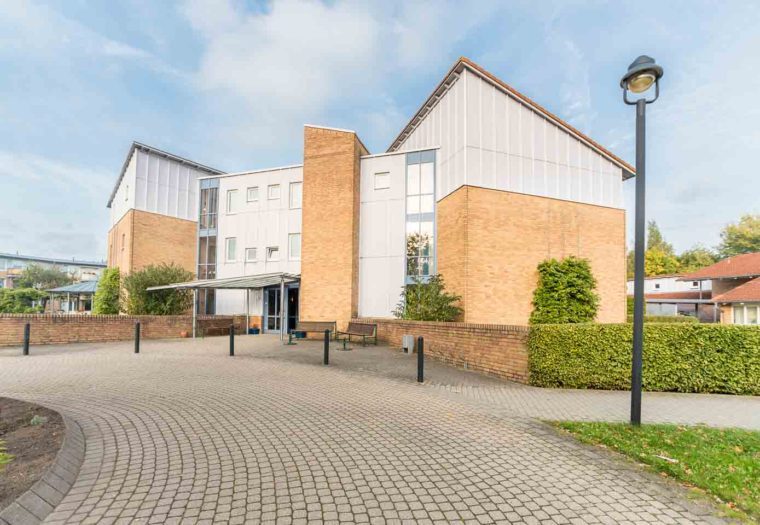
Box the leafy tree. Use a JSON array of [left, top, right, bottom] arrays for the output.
[[121, 263, 194, 315], [530, 256, 599, 324], [0, 288, 46, 313], [16, 263, 73, 290], [646, 221, 675, 254], [717, 214, 760, 258], [678, 245, 718, 273], [644, 248, 680, 276], [393, 275, 462, 322], [93, 268, 120, 314]]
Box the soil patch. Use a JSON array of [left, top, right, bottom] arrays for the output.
[[0, 397, 64, 511]]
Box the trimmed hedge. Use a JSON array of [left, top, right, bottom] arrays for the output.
[[626, 315, 699, 323], [528, 323, 760, 395]]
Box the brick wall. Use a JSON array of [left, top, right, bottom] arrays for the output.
[[357, 318, 530, 383], [0, 314, 246, 347]]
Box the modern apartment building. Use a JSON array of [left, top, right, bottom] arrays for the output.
[[108, 58, 632, 329]]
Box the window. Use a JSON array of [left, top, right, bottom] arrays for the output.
[[289, 182, 302, 209], [225, 237, 237, 262], [654, 283, 660, 290], [268, 184, 280, 200], [226, 189, 238, 213], [289, 233, 301, 260], [247, 187, 259, 202], [405, 150, 436, 281], [692, 281, 699, 288], [199, 185, 218, 229], [733, 304, 759, 325], [374, 172, 390, 190], [125, 185, 129, 201], [266, 247, 280, 261], [245, 248, 257, 262]]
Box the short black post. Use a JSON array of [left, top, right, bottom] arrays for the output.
[[417, 336, 424, 383], [23, 323, 30, 356], [134, 322, 140, 354], [323, 329, 330, 365], [229, 324, 235, 357]]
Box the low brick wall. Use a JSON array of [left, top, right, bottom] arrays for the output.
[[356, 318, 530, 383], [0, 314, 246, 347]]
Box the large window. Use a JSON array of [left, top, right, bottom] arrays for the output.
[[405, 150, 436, 282], [198, 179, 219, 314], [225, 237, 237, 262], [289, 182, 302, 209], [733, 304, 759, 325], [226, 189, 238, 214], [200, 186, 218, 229], [289, 233, 301, 260], [198, 236, 217, 279]]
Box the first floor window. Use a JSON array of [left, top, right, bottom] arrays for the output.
[[225, 237, 236, 262], [289, 233, 301, 260], [245, 247, 257, 262], [268, 184, 280, 200], [266, 246, 280, 261]]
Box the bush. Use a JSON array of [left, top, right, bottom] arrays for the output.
[[530, 257, 598, 324], [121, 263, 193, 315], [528, 323, 760, 395], [0, 288, 46, 313], [393, 275, 462, 322], [626, 315, 698, 323], [93, 268, 120, 314]]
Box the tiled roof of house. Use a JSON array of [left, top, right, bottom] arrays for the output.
[[643, 291, 712, 301], [679, 253, 760, 281], [712, 276, 760, 303]]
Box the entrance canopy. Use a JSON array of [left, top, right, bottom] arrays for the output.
[[147, 272, 300, 339]]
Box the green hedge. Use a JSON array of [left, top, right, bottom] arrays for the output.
[[626, 315, 699, 323], [528, 324, 760, 395]]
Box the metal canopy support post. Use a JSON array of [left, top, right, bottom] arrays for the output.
[[279, 276, 285, 341], [246, 290, 250, 336], [192, 289, 197, 339]]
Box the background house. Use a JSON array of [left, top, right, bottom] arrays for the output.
[[626, 274, 716, 321], [0, 252, 105, 289]]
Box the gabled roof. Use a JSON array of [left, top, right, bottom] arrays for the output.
[[388, 57, 635, 178], [713, 276, 760, 303], [679, 253, 760, 281], [106, 142, 224, 208]]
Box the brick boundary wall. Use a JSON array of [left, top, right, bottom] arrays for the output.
[[355, 318, 530, 383], [0, 314, 246, 347]]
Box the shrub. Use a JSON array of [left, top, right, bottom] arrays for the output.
[[93, 268, 120, 314], [0, 288, 46, 313], [626, 315, 698, 323], [393, 275, 462, 322], [121, 263, 194, 315], [530, 257, 598, 324], [528, 323, 760, 395]]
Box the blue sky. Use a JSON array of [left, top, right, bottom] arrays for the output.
[[1, 0, 758, 261]]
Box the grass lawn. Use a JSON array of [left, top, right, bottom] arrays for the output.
[[554, 422, 760, 522]]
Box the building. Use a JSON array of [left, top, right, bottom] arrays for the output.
[[0, 252, 105, 289], [106, 142, 224, 275], [46, 280, 99, 314], [109, 57, 632, 329], [679, 252, 760, 325], [626, 274, 715, 321]]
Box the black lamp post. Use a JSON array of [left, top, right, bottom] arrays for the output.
[[621, 55, 664, 425]]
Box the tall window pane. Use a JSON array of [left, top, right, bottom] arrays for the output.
[[289, 182, 302, 209], [225, 237, 236, 262]]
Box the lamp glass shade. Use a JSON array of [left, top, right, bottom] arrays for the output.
[[626, 72, 656, 93]]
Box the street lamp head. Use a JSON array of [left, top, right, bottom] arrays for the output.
[[620, 55, 664, 94]]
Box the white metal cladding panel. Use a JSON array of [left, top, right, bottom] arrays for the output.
[[109, 151, 137, 226], [462, 69, 624, 209], [394, 75, 466, 202], [215, 166, 303, 281], [358, 154, 407, 317], [134, 149, 200, 221]]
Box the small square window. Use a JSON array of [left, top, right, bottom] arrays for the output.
[[374, 172, 390, 190], [692, 281, 699, 287], [654, 283, 660, 289], [245, 248, 257, 262], [266, 247, 280, 261], [289, 182, 302, 209], [247, 187, 259, 202], [268, 184, 280, 200]]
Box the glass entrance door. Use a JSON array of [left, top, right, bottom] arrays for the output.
[[265, 288, 281, 332]]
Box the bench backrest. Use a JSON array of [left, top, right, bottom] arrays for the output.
[[296, 321, 336, 333], [346, 322, 376, 336]]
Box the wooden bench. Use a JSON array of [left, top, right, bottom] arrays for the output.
[[337, 322, 378, 346], [293, 321, 337, 340]]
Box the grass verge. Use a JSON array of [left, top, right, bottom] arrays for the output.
[[554, 422, 759, 522], [0, 440, 12, 468]]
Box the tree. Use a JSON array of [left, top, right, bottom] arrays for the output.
[[0, 288, 46, 313], [717, 214, 760, 258], [15, 263, 73, 290], [121, 263, 194, 315], [530, 256, 599, 324], [93, 268, 120, 314], [647, 221, 675, 254], [393, 275, 462, 322], [644, 248, 680, 276], [678, 245, 718, 273]]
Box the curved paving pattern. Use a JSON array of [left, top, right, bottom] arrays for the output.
[[0, 337, 731, 524]]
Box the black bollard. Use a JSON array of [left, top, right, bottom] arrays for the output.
[[23, 323, 30, 356], [417, 336, 424, 383], [134, 321, 140, 354], [323, 329, 330, 365], [229, 324, 235, 356]]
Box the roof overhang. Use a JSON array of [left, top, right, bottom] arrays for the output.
[[387, 57, 635, 179], [147, 273, 300, 291]]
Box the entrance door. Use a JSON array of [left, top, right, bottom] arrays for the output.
[[264, 288, 281, 332], [287, 286, 299, 332]]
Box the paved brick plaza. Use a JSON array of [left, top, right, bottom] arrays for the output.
[[1, 335, 751, 524]]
